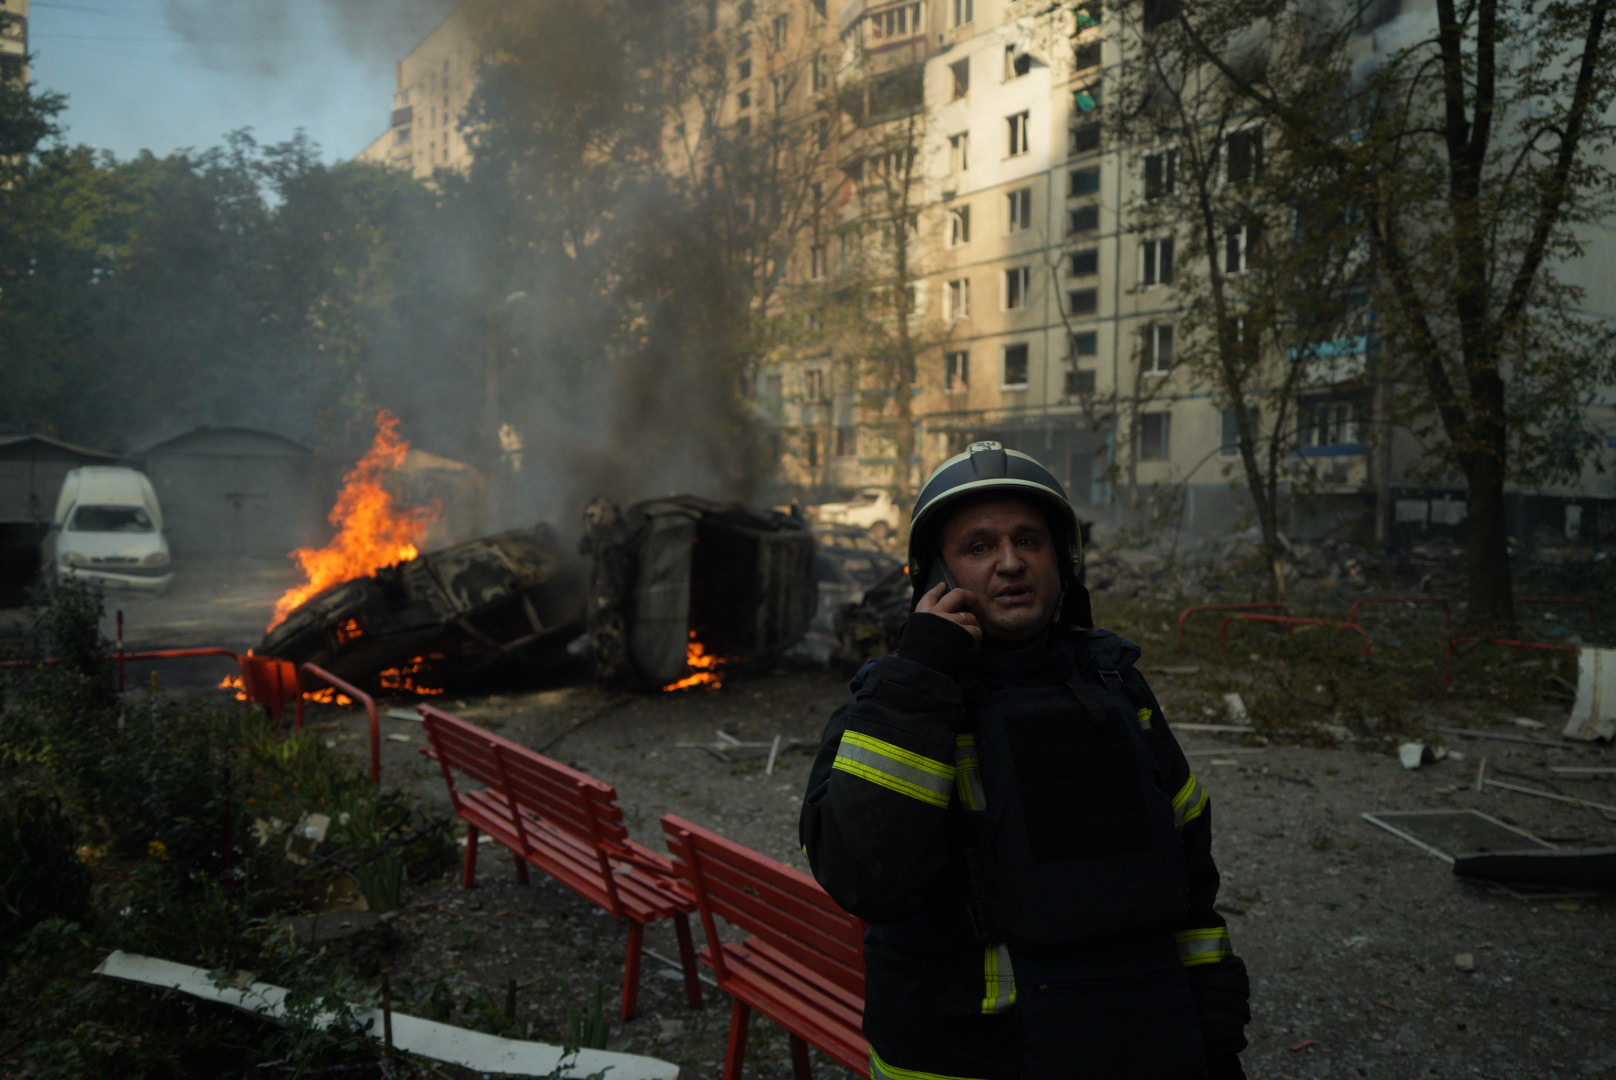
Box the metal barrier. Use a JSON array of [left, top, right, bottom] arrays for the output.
[[1176, 603, 1291, 650], [297, 663, 382, 786], [1518, 596, 1597, 628], [1219, 613, 1374, 661], [1346, 596, 1454, 633]]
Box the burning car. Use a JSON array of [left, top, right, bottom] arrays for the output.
[[258, 524, 587, 692], [582, 495, 817, 690]]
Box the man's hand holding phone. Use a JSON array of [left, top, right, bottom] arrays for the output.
[[915, 560, 981, 648]]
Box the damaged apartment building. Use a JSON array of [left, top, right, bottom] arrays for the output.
[[361, 0, 1616, 545]]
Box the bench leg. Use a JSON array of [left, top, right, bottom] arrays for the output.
[[462, 825, 480, 888], [724, 998, 751, 1080], [789, 1034, 811, 1080], [672, 913, 704, 1010], [621, 921, 645, 1020], [513, 855, 530, 886]]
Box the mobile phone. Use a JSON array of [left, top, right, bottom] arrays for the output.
[[923, 559, 958, 594]]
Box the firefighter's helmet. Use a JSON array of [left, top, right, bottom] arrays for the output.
[[908, 441, 1091, 628]]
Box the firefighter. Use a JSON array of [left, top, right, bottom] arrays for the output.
[[801, 441, 1251, 1080]]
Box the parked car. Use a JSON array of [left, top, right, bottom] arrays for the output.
[[812, 487, 902, 540], [43, 466, 173, 594]]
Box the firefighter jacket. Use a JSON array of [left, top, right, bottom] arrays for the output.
[[801, 614, 1251, 1080]]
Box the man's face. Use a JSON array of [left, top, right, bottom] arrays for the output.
[[937, 494, 1062, 648]]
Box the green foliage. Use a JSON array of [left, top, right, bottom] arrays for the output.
[[562, 981, 612, 1052], [0, 795, 93, 948]]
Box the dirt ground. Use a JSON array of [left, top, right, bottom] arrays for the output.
[[72, 557, 1616, 1078]]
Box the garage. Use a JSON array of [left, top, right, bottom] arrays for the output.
[[141, 428, 326, 558], [0, 434, 127, 606]]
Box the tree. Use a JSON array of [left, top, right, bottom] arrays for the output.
[[1151, 0, 1616, 628]]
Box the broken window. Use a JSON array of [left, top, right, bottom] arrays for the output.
[[1073, 83, 1101, 115], [1007, 187, 1032, 232], [1070, 120, 1101, 155], [1142, 322, 1175, 373], [948, 205, 971, 246], [1004, 45, 1032, 80], [1225, 221, 1263, 273], [1069, 165, 1100, 196], [1069, 247, 1099, 276], [1144, 148, 1178, 200], [1004, 266, 1030, 310], [945, 350, 970, 391], [949, 131, 970, 172], [836, 425, 856, 457], [1074, 40, 1102, 72], [950, 58, 970, 100], [1007, 111, 1031, 156], [1072, 330, 1098, 358], [1138, 411, 1171, 460], [1002, 343, 1031, 387], [1226, 127, 1264, 184], [945, 277, 971, 320], [738, 58, 752, 80], [1141, 237, 1174, 286], [1067, 288, 1098, 316], [1068, 204, 1100, 235], [738, 88, 752, 110]]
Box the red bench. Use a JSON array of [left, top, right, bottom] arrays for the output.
[[418, 705, 703, 1020], [661, 814, 869, 1080]]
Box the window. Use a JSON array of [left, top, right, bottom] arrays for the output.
[[1138, 411, 1171, 460], [809, 244, 827, 279], [1225, 222, 1263, 273], [949, 131, 970, 172], [738, 88, 752, 110], [952, 0, 974, 26], [1007, 111, 1031, 156], [1071, 330, 1098, 357], [836, 425, 856, 457], [840, 228, 860, 262], [738, 0, 756, 22], [1070, 121, 1101, 155], [774, 12, 790, 46], [1004, 266, 1031, 310], [774, 75, 791, 107], [950, 58, 970, 100], [945, 278, 971, 321], [816, 116, 831, 150], [1073, 83, 1101, 115], [948, 205, 971, 246], [1221, 406, 1260, 456], [1141, 237, 1175, 286], [1068, 204, 1100, 234], [1226, 127, 1264, 184], [738, 58, 752, 80], [1066, 369, 1097, 396], [1069, 166, 1100, 196], [1298, 398, 1360, 448], [813, 55, 831, 92], [1069, 248, 1099, 276], [1074, 40, 1102, 72], [868, 2, 922, 41], [1003, 343, 1030, 388], [1144, 0, 1180, 30], [1067, 288, 1098, 316], [1004, 45, 1032, 80], [813, 0, 827, 18], [1144, 148, 1178, 200], [803, 369, 827, 403], [736, 115, 752, 136], [1142, 322, 1175, 373], [805, 429, 820, 468], [1006, 187, 1032, 232], [945, 351, 969, 391]]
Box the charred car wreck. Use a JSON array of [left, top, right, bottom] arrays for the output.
[[261, 497, 817, 693]]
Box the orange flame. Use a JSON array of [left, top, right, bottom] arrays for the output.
[[662, 631, 726, 691], [269, 410, 440, 630], [219, 674, 247, 701], [219, 672, 354, 707], [379, 655, 447, 696]]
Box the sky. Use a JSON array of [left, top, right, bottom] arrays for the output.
[[26, 0, 454, 163]]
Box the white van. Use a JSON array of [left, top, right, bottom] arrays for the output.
[[45, 466, 173, 594]]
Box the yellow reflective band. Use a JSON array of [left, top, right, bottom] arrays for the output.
[[834, 731, 954, 808], [954, 733, 986, 812], [1175, 926, 1232, 967], [980, 943, 1017, 1014], [1173, 772, 1210, 829], [1137, 706, 1154, 729], [872, 1047, 994, 1080]]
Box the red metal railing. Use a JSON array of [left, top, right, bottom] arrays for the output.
[[1219, 613, 1375, 661], [1347, 596, 1453, 633], [1176, 603, 1291, 650], [297, 663, 382, 786]]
